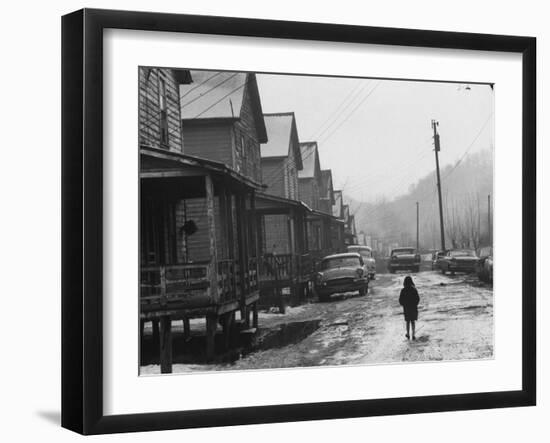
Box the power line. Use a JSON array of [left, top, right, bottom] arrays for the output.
[[180, 72, 240, 110], [336, 134, 434, 195], [179, 71, 223, 100], [310, 81, 371, 140], [319, 81, 382, 145], [140, 74, 247, 142], [441, 112, 494, 180], [139, 70, 228, 130], [341, 146, 433, 196], [192, 79, 248, 119], [358, 113, 494, 238], [262, 81, 382, 187]]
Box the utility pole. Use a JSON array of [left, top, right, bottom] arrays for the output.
[[432, 119, 446, 251], [416, 201, 420, 250], [488, 193, 492, 245]]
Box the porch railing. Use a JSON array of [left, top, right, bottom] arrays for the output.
[[217, 259, 236, 303], [141, 258, 258, 313], [140, 262, 210, 312], [259, 253, 297, 282]]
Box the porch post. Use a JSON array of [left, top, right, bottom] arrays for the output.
[[205, 174, 219, 304], [296, 209, 305, 254], [159, 315, 172, 374], [304, 216, 310, 252], [250, 191, 260, 285], [288, 210, 296, 255], [235, 194, 248, 303]]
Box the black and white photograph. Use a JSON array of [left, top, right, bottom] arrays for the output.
[[139, 67, 495, 375], [1, 0, 546, 439]]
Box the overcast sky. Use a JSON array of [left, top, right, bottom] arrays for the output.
[[256, 73, 494, 202]]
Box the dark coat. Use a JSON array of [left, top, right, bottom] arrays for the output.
[[399, 286, 420, 321]]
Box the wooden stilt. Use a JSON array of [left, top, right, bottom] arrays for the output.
[[206, 313, 218, 361], [253, 302, 258, 328], [183, 317, 190, 341], [244, 306, 250, 329], [152, 319, 160, 343], [222, 312, 235, 350], [159, 316, 172, 374]]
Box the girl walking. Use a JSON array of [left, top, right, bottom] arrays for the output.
[[399, 276, 420, 340]]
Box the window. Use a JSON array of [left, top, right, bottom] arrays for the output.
[[159, 77, 169, 146]]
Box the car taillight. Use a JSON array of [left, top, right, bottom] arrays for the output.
[[356, 268, 364, 277]]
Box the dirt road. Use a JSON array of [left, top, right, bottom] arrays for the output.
[[141, 270, 493, 374]]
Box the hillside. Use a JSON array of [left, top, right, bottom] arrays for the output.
[[346, 149, 493, 252]]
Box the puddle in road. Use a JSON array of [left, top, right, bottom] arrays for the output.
[[254, 319, 322, 351]]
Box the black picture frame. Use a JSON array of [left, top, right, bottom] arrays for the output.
[[61, 8, 536, 435]]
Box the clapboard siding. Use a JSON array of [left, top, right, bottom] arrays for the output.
[[139, 68, 183, 153], [261, 158, 285, 197], [308, 219, 323, 251], [299, 177, 320, 211], [261, 155, 300, 201], [234, 81, 262, 183], [173, 194, 235, 263], [179, 72, 264, 186], [181, 122, 233, 166], [181, 197, 210, 262], [263, 214, 291, 254], [287, 146, 300, 200], [319, 199, 332, 215]]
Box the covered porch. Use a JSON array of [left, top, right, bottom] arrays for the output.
[[255, 193, 315, 311], [306, 210, 345, 262], [140, 147, 262, 372]]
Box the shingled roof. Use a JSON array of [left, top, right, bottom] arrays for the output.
[[261, 112, 303, 170], [332, 190, 343, 218], [298, 141, 320, 179], [320, 169, 335, 204], [180, 70, 267, 141]]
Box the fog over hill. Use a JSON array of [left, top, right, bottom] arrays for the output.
[[345, 149, 493, 252]]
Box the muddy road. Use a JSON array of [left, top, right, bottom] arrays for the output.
[[141, 271, 493, 374]]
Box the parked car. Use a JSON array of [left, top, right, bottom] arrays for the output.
[[431, 250, 447, 270], [477, 246, 493, 283], [439, 249, 480, 275], [347, 245, 376, 279], [387, 247, 421, 273], [314, 253, 369, 302]]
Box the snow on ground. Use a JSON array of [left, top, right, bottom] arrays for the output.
[[140, 271, 493, 374], [142, 304, 309, 335]]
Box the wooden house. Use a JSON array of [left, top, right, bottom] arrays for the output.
[[261, 112, 302, 200], [342, 204, 358, 245], [332, 190, 344, 219], [256, 113, 313, 309], [319, 170, 335, 215], [140, 149, 263, 371], [139, 67, 192, 153], [260, 112, 303, 254], [318, 170, 346, 252], [298, 142, 342, 258], [179, 70, 267, 183], [139, 68, 265, 372], [298, 142, 322, 211], [298, 142, 323, 253]]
